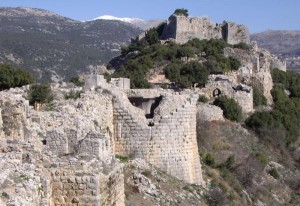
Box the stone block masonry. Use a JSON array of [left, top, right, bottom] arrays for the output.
[[161, 15, 250, 45], [50, 161, 124, 206], [113, 90, 203, 184]]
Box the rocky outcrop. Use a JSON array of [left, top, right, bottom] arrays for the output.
[[223, 42, 286, 105]]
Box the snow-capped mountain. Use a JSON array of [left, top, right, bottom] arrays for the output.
[[92, 15, 164, 31], [93, 15, 144, 23]]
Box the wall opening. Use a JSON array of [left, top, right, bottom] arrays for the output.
[[128, 96, 163, 119], [213, 88, 221, 97]]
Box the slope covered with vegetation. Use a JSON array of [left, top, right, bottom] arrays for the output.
[[109, 27, 246, 88]]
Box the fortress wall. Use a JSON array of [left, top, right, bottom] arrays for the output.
[[203, 80, 254, 113], [113, 92, 203, 184], [174, 16, 222, 44], [271, 57, 287, 71], [223, 22, 250, 45], [46, 129, 68, 156], [197, 104, 224, 122], [50, 164, 124, 206], [161, 15, 249, 45], [46, 128, 112, 159], [78, 132, 112, 159], [232, 90, 253, 113]]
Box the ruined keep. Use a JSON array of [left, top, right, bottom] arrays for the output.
[[161, 15, 250, 45], [113, 89, 203, 184]]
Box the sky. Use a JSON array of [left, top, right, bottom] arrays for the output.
[[0, 0, 299, 33]]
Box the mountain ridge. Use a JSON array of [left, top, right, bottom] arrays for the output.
[[0, 7, 143, 82], [251, 30, 300, 72]]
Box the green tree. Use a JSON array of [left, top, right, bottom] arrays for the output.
[[145, 28, 160, 45], [173, 8, 189, 17], [0, 64, 34, 90], [213, 96, 243, 122], [28, 84, 53, 106], [176, 46, 194, 58], [229, 57, 241, 71], [165, 61, 209, 88]]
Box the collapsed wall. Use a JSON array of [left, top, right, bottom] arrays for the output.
[[223, 42, 285, 105], [202, 76, 254, 113], [0, 87, 125, 206], [161, 15, 250, 45], [112, 89, 203, 184]]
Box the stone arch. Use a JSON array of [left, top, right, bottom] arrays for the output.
[[213, 88, 222, 97]]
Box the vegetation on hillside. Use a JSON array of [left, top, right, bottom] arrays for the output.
[[69, 76, 85, 87], [0, 64, 34, 90], [113, 28, 244, 88], [253, 87, 267, 107], [0, 8, 142, 82], [213, 96, 243, 122], [246, 68, 300, 148]]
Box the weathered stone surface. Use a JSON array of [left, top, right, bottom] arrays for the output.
[[223, 42, 285, 105], [161, 15, 250, 45], [197, 104, 224, 122]]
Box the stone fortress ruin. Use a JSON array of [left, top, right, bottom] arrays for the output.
[[0, 13, 288, 206], [161, 15, 250, 45]]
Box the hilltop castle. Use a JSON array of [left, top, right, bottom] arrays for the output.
[[161, 15, 250, 45], [0, 14, 289, 206]]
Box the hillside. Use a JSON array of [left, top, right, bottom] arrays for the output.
[[0, 7, 142, 82], [251, 30, 300, 73], [251, 30, 300, 56]]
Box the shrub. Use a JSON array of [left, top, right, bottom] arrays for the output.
[[145, 28, 160, 45], [204, 153, 215, 166], [198, 95, 209, 103], [253, 87, 267, 106], [64, 90, 82, 100], [70, 76, 84, 87], [115, 154, 129, 163], [213, 96, 243, 122], [232, 42, 250, 50], [245, 111, 280, 130], [28, 84, 53, 106], [205, 186, 228, 206], [267, 168, 280, 179], [228, 57, 241, 71]]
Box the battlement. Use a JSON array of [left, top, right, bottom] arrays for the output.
[[161, 15, 250, 45]]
